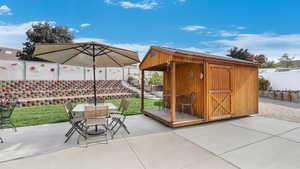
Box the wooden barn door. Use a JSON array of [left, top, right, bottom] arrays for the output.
[[207, 64, 233, 120]]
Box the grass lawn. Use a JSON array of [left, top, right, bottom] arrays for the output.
[[10, 98, 161, 128]]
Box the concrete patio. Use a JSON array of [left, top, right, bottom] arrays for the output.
[[1, 115, 300, 169]]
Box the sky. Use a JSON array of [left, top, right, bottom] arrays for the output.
[[0, 0, 300, 61]]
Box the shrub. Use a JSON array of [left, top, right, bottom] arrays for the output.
[[149, 72, 163, 85], [259, 77, 271, 90], [127, 75, 135, 82]]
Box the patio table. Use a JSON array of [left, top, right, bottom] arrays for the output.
[[72, 103, 117, 112], [72, 103, 117, 135]]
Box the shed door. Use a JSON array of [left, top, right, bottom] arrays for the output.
[[207, 64, 232, 120]]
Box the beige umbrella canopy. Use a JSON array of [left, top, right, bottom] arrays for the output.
[[34, 42, 139, 67], [33, 42, 140, 105]]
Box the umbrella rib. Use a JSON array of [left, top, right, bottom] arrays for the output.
[[104, 53, 123, 67], [95, 51, 112, 57], [95, 47, 108, 56], [34, 45, 88, 57], [105, 48, 140, 63], [75, 46, 93, 56], [62, 45, 91, 64]]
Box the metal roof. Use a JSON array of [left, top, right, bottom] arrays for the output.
[[151, 46, 259, 65]]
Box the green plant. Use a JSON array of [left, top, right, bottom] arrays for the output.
[[278, 53, 295, 68], [127, 75, 135, 82], [149, 72, 163, 85], [261, 60, 278, 68], [259, 77, 271, 90]]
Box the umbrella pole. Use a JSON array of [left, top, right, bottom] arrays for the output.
[[93, 44, 97, 106]]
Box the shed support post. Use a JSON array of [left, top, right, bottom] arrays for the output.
[[171, 62, 176, 123], [141, 70, 145, 112]]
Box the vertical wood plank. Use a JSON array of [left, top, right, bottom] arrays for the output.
[[171, 62, 176, 122], [141, 70, 145, 112], [203, 62, 209, 121]]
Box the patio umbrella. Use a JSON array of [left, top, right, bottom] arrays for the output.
[[33, 42, 140, 105]]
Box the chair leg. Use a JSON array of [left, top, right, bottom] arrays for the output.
[[85, 126, 89, 140], [9, 121, 17, 132], [109, 119, 117, 129], [121, 121, 130, 134], [111, 120, 119, 130], [113, 123, 122, 136], [64, 129, 75, 143], [65, 126, 75, 137], [105, 127, 108, 144], [0, 137, 3, 143], [113, 119, 130, 136]]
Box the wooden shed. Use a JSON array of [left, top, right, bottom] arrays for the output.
[[139, 46, 260, 127]]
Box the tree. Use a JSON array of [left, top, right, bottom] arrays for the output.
[[227, 47, 252, 61], [17, 22, 74, 61], [252, 54, 267, 64], [278, 53, 295, 68], [261, 60, 278, 68], [149, 72, 163, 85], [259, 77, 271, 90]]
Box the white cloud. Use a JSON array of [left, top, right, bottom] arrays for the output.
[[119, 1, 158, 10], [0, 5, 11, 15], [209, 33, 300, 60], [75, 37, 151, 59], [181, 25, 206, 32], [105, 0, 159, 10], [0, 21, 56, 49], [178, 0, 187, 3], [0, 21, 37, 48], [114, 43, 151, 57], [80, 23, 91, 28], [219, 30, 238, 37], [180, 47, 209, 53], [69, 28, 79, 33], [236, 26, 246, 30], [104, 0, 113, 4], [74, 38, 106, 44]]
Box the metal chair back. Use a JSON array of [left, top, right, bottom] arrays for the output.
[[118, 99, 126, 111], [84, 106, 109, 119], [0, 97, 18, 132], [63, 102, 86, 143], [121, 100, 130, 116], [190, 92, 196, 105], [63, 101, 74, 120], [0, 98, 18, 119]]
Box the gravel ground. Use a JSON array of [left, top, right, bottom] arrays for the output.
[[259, 97, 300, 123]]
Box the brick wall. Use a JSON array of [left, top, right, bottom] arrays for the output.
[[0, 80, 138, 107]]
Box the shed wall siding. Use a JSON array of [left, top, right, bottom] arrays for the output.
[[140, 50, 172, 70], [232, 65, 258, 116], [163, 63, 204, 117]]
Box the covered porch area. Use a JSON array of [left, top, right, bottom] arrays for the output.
[[143, 108, 204, 127], [139, 47, 206, 127]]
